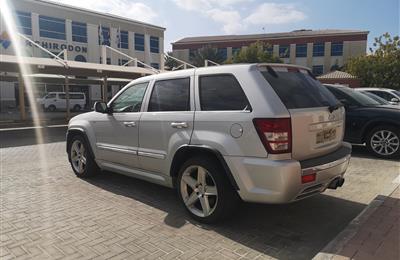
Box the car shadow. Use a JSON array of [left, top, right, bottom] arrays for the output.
[[350, 144, 399, 162], [0, 127, 67, 148], [83, 171, 366, 260]]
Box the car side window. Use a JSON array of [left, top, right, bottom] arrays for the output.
[[111, 82, 148, 113], [328, 88, 356, 105], [148, 78, 190, 112], [46, 93, 56, 99], [371, 91, 391, 100], [199, 74, 251, 111]]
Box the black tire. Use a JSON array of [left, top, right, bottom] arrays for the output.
[[366, 125, 400, 159], [73, 104, 81, 111], [177, 156, 239, 223], [68, 135, 99, 178], [48, 105, 56, 112]]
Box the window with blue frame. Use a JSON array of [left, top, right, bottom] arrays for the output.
[[279, 45, 290, 58], [72, 21, 87, 43], [217, 48, 227, 60], [331, 42, 343, 56], [232, 47, 241, 56], [312, 65, 324, 76], [16, 11, 32, 35], [313, 42, 325, 57], [296, 44, 307, 57], [39, 15, 66, 40], [151, 63, 160, 69], [135, 33, 145, 51], [150, 36, 159, 53], [98, 26, 110, 46], [118, 31, 128, 49]]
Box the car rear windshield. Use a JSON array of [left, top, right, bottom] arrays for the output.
[[260, 67, 339, 109]]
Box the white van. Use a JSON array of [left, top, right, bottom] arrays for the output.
[[39, 92, 86, 111]]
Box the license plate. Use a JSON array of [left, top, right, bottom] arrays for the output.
[[316, 128, 337, 144]]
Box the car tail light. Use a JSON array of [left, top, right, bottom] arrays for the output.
[[253, 118, 292, 154]]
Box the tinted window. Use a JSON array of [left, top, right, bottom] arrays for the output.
[[296, 44, 307, 57], [118, 31, 129, 49], [39, 16, 65, 40], [261, 68, 338, 109], [16, 11, 32, 35], [370, 91, 395, 101], [135, 34, 145, 51], [331, 42, 343, 56], [72, 21, 87, 43], [46, 93, 56, 99], [329, 87, 380, 106], [70, 94, 84, 99], [199, 74, 250, 111], [148, 78, 190, 112], [313, 43, 325, 57], [312, 65, 324, 76], [111, 83, 148, 113], [150, 36, 159, 53]]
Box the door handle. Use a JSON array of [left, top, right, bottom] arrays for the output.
[[171, 122, 188, 129], [123, 121, 136, 127]]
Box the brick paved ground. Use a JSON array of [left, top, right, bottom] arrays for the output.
[[328, 187, 399, 260], [1, 142, 399, 259]]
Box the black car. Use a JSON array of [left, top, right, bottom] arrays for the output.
[[324, 84, 400, 159]]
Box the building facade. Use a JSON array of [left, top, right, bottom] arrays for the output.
[[0, 0, 165, 110], [172, 29, 368, 76]]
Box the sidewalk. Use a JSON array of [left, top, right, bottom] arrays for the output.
[[315, 183, 400, 260]]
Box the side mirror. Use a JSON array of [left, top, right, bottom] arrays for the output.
[[390, 98, 399, 103], [94, 101, 109, 114], [339, 99, 350, 108]]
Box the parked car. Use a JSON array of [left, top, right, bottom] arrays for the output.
[[38, 92, 86, 111], [324, 84, 400, 159], [355, 88, 400, 105], [66, 64, 351, 223], [360, 91, 390, 105]]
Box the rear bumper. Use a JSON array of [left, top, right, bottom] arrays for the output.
[[224, 142, 352, 203]]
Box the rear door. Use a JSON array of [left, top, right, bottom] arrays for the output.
[[138, 76, 195, 175], [260, 66, 344, 161]]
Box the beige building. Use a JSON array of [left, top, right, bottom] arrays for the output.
[[172, 29, 368, 76], [0, 0, 165, 109]]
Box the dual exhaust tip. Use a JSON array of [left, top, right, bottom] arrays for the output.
[[327, 177, 345, 189]]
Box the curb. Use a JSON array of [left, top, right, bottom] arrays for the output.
[[313, 181, 400, 260]]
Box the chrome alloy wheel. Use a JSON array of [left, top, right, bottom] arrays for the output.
[[180, 165, 218, 218], [370, 130, 400, 156], [70, 140, 87, 174]]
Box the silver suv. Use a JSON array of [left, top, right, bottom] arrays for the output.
[[67, 64, 351, 223]]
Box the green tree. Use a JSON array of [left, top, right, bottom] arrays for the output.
[[191, 45, 225, 67], [345, 33, 400, 89], [231, 41, 282, 64], [164, 51, 180, 70]]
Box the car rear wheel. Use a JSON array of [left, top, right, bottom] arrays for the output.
[[73, 104, 81, 111], [177, 156, 239, 223], [68, 135, 99, 177], [366, 125, 400, 159], [48, 105, 56, 112]]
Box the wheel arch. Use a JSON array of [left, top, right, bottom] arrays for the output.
[[66, 128, 95, 160], [361, 119, 400, 143], [170, 145, 239, 190]]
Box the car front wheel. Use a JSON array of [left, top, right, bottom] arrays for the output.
[[68, 135, 99, 177], [366, 125, 400, 159], [177, 156, 239, 223]]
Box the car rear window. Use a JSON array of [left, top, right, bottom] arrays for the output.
[[260, 66, 338, 109]]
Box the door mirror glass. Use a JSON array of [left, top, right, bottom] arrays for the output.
[[390, 98, 399, 103], [94, 101, 108, 113], [339, 98, 351, 108]]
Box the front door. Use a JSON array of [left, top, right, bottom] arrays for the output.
[[138, 76, 194, 175], [93, 82, 149, 168]]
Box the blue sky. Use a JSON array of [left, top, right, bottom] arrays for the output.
[[56, 0, 399, 51]]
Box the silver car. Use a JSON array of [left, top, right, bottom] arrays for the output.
[[67, 64, 351, 223]]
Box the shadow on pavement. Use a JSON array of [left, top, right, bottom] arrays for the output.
[[84, 170, 366, 260], [0, 127, 67, 148], [350, 144, 399, 162]]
